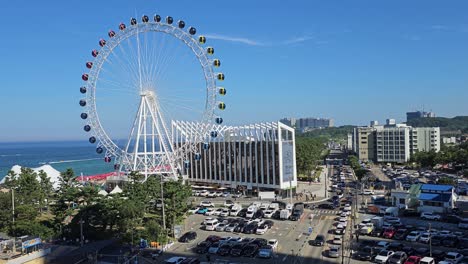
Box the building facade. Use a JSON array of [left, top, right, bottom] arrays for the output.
[[375, 125, 411, 163], [406, 111, 436, 122], [172, 121, 297, 192], [352, 119, 440, 163]]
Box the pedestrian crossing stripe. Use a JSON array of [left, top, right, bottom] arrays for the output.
[[311, 209, 337, 214]]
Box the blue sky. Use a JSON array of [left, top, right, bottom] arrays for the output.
[[0, 0, 467, 142]]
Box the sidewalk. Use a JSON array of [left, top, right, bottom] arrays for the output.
[[294, 165, 330, 203]]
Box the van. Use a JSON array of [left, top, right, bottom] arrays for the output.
[[246, 205, 258, 218], [458, 218, 468, 229], [419, 257, 435, 264], [204, 219, 219, 231]]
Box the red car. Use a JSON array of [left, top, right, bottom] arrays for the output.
[[383, 228, 396, 239], [404, 255, 421, 264]]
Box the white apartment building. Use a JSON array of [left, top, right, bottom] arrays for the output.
[[352, 120, 440, 163], [410, 127, 441, 154]]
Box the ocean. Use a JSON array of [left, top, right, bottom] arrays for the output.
[[0, 141, 115, 181]]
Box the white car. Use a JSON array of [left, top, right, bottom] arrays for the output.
[[256, 224, 269, 235], [406, 231, 421, 242], [198, 190, 209, 197], [362, 190, 374, 195], [224, 200, 234, 207], [374, 250, 394, 264], [267, 239, 278, 250], [213, 208, 224, 216], [344, 205, 352, 211], [444, 252, 464, 263], [202, 217, 216, 225], [226, 237, 242, 245], [187, 207, 200, 214], [420, 212, 441, 220], [439, 230, 452, 237], [204, 208, 216, 216], [215, 191, 224, 197], [199, 201, 215, 207], [164, 257, 186, 264], [207, 191, 217, 198], [264, 210, 275, 218], [332, 236, 342, 245], [220, 208, 230, 217], [339, 217, 348, 222], [418, 232, 431, 243], [215, 223, 227, 232]]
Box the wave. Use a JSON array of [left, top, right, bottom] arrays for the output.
[[0, 154, 22, 157], [39, 158, 101, 165]]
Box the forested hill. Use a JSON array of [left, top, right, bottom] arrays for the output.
[[299, 125, 355, 141], [406, 116, 468, 133]]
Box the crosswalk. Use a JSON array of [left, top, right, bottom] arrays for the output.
[[311, 209, 338, 215]]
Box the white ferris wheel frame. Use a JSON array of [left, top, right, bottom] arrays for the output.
[[82, 18, 220, 177]]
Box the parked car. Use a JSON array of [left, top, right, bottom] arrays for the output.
[[442, 214, 461, 224], [404, 256, 422, 264], [230, 243, 247, 256], [444, 252, 464, 263], [164, 257, 186, 264], [224, 200, 234, 207], [257, 245, 273, 258], [375, 250, 395, 264], [388, 242, 404, 252], [199, 201, 215, 207], [418, 232, 431, 243], [420, 212, 441, 221], [267, 239, 278, 250], [406, 231, 421, 242], [217, 244, 232, 256], [224, 223, 238, 232], [195, 241, 212, 254], [241, 244, 259, 257], [187, 207, 200, 214], [384, 228, 397, 239], [329, 246, 340, 258], [179, 231, 197, 243], [394, 229, 409, 240], [441, 235, 459, 248], [354, 246, 377, 261], [197, 207, 209, 214], [208, 242, 221, 254], [256, 224, 269, 235], [388, 251, 408, 264], [215, 223, 227, 232]]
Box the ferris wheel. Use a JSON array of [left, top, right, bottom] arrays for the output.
[[78, 14, 227, 179]]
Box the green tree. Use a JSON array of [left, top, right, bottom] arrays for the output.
[[38, 170, 53, 213], [162, 178, 192, 238]]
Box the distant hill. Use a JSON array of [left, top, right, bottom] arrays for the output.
[[299, 125, 355, 141], [406, 116, 468, 134]]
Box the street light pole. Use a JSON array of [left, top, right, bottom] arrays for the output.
[[429, 223, 432, 257], [80, 218, 84, 247], [289, 176, 293, 205]]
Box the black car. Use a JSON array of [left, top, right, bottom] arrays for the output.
[[431, 235, 444, 246], [243, 223, 258, 234], [254, 210, 264, 219], [250, 238, 267, 247], [237, 208, 247, 217], [458, 237, 468, 249], [370, 228, 383, 237], [393, 229, 409, 240], [180, 258, 200, 264], [311, 235, 325, 246], [354, 246, 377, 261], [272, 210, 281, 219], [318, 203, 335, 209], [441, 235, 459, 247], [360, 240, 377, 248], [234, 223, 246, 233], [431, 250, 446, 262], [388, 242, 404, 252], [442, 214, 461, 224], [415, 247, 429, 257], [290, 211, 302, 221], [230, 243, 247, 256], [263, 220, 274, 228], [217, 244, 232, 256], [241, 244, 259, 257], [195, 241, 212, 254], [179, 231, 197, 243], [401, 246, 415, 256]]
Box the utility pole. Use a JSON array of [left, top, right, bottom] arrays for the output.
[[12, 189, 16, 253], [429, 223, 432, 257], [80, 218, 84, 247], [160, 176, 166, 230], [289, 176, 293, 205]]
